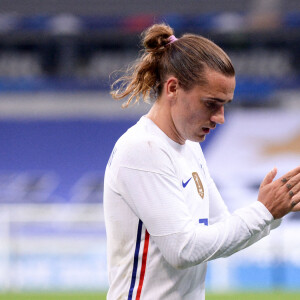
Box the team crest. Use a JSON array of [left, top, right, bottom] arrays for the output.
[[192, 172, 204, 199]]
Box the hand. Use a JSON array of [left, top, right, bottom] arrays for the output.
[[258, 166, 300, 219]]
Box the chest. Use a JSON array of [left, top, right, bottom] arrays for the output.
[[173, 148, 209, 224]]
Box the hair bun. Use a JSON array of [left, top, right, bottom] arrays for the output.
[[142, 24, 174, 53]]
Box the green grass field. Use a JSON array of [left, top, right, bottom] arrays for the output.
[[0, 292, 299, 300]]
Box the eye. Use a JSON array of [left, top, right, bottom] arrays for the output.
[[205, 101, 220, 110]]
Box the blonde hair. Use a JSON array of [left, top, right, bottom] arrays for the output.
[[111, 23, 235, 108]]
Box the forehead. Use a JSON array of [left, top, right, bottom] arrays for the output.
[[193, 69, 236, 101], [205, 69, 235, 90]]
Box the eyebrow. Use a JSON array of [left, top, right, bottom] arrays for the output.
[[203, 97, 233, 103]]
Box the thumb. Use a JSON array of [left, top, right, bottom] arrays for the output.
[[260, 167, 277, 188]]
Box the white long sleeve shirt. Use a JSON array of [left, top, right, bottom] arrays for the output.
[[104, 116, 280, 300]]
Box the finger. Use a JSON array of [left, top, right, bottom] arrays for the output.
[[292, 202, 300, 212], [287, 182, 300, 201], [286, 173, 300, 191], [292, 181, 300, 194], [291, 194, 300, 212], [278, 166, 300, 185], [260, 167, 277, 188]]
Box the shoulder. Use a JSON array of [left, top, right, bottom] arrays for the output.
[[112, 123, 175, 175]]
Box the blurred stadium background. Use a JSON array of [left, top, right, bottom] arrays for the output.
[[0, 0, 299, 298]]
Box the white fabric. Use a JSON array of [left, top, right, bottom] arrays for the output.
[[104, 116, 280, 300]]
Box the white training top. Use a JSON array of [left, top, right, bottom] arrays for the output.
[[104, 116, 280, 300]]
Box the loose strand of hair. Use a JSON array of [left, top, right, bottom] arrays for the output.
[[110, 53, 157, 108]]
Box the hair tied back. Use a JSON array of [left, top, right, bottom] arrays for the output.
[[168, 35, 178, 44]]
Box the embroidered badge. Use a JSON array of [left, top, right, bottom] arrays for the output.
[[192, 172, 204, 199]]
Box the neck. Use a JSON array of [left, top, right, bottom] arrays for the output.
[[146, 100, 185, 145]]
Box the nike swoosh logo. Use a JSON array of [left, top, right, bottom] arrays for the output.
[[182, 177, 192, 188]]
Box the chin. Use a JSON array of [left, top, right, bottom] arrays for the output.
[[198, 136, 206, 143], [189, 135, 206, 143]]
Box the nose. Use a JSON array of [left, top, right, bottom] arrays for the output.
[[210, 106, 225, 125]]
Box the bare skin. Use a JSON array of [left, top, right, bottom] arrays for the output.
[[259, 166, 300, 219], [147, 70, 235, 144], [147, 68, 300, 219]]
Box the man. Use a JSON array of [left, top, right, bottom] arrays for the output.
[[104, 23, 300, 299]]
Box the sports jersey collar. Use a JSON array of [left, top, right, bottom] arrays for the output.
[[140, 116, 185, 151]]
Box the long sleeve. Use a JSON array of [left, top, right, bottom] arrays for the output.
[[117, 165, 276, 270], [104, 117, 282, 300], [207, 165, 281, 253]]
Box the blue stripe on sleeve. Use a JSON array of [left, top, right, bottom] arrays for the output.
[[128, 219, 143, 300]]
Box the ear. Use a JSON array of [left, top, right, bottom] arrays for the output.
[[165, 77, 179, 100]]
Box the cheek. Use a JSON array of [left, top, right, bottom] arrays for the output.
[[189, 110, 208, 125], [187, 100, 210, 122], [176, 97, 209, 128], [176, 101, 192, 123]]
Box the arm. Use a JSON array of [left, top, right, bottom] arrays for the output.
[[208, 168, 281, 247], [152, 201, 273, 268], [117, 165, 275, 270], [117, 141, 299, 269]]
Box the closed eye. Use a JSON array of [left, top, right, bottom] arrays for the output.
[[205, 101, 221, 110]]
